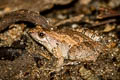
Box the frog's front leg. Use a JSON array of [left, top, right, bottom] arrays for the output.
[[52, 46, 64, 72]]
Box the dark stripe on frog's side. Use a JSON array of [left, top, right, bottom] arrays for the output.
[[0, 9, 48, 32], [54, 28, 94, 43]]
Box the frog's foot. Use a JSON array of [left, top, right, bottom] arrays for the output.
[[41, 66, 63, 74], [46, 67, 62, 74], [39, 57, 64, 73]]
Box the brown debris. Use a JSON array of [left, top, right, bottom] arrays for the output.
[[0, 0, 73, 12], [103, 24, 115, 32], [0, 0, 120, 80], [0, 9, 49, 32], [54, 14, 84, 28], [79, 66, 100, 80]]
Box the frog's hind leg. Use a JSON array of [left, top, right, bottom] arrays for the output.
[[68, 42, 101, 62]]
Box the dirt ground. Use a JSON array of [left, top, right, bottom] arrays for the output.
[[0, 0, 120, 80]]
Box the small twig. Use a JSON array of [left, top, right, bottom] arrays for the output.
[[92, 19, 116, 27], [54, 14, 84, 27], [97, 12, 120, 19], [39, 52, 50, 60]]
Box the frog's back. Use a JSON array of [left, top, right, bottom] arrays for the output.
[[56, 28, 108, 61]]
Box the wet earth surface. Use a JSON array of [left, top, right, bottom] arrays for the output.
[[0, 0, 120, 80]]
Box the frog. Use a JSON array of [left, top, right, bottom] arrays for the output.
[[28, 26, 108, 71]]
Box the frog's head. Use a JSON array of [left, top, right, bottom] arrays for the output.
[[29, 26, 59, 53]]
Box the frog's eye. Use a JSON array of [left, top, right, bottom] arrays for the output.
[[38, 32, 45, 38]]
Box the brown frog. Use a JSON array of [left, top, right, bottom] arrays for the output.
[[28, 26, 108, 71]]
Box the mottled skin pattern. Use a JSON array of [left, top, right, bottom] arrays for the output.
[[29, 26, 107, 71]]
